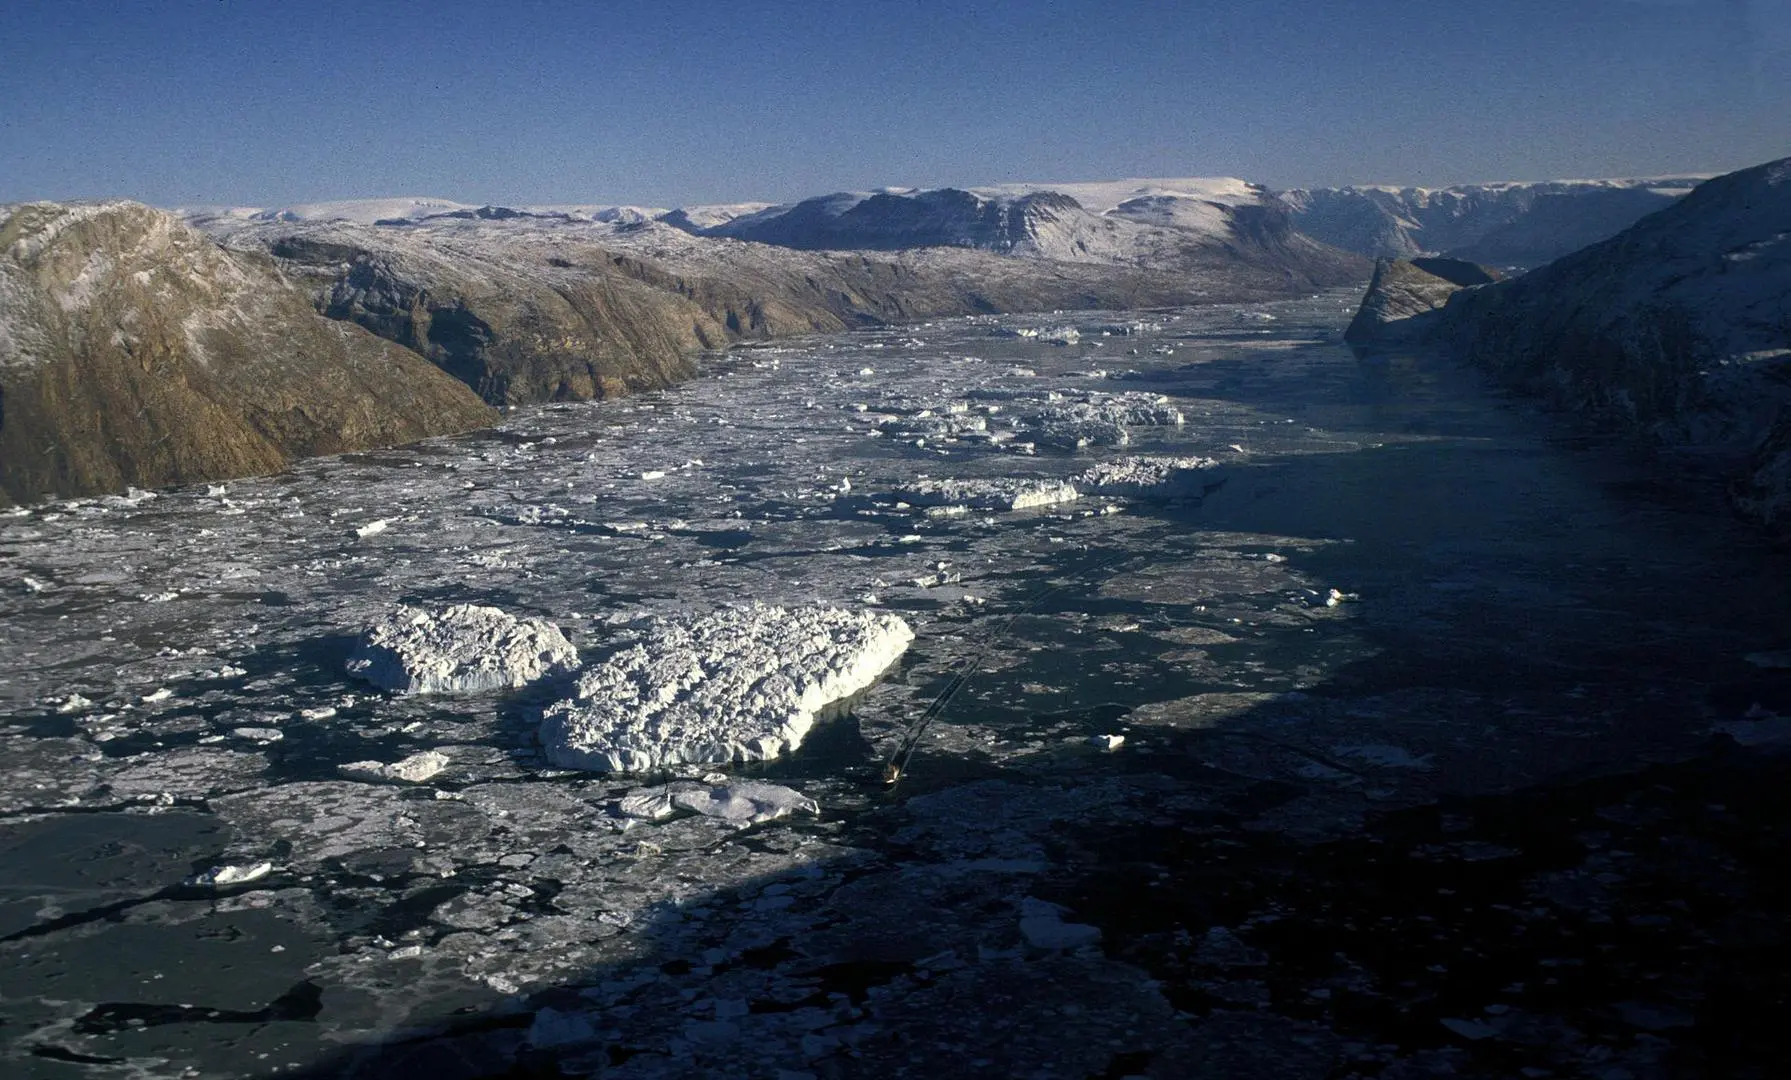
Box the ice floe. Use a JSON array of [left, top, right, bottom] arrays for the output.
[[184, 861, 273, 888], [339, 749, 451, 783], [893, 477, 1080, 512], [346, 603, 579, 694], [615, 778, 820, 826], [540, 603, 913, 771], [1071, 455, 1220, 498], [1019, 392, 1185, 450]]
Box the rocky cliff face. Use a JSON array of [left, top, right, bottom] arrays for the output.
[[252, 228, 719, 406], [1281, 179, 1706, 267], [1435, 158, 1791, 531], [0, 202, 494, 506], [1342, 257, 1501, 352], [213, 208, 1366, 411]]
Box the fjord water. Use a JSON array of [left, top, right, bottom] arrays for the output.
[[1, 291, 1784, 1077]]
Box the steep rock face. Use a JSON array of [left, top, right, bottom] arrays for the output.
[[1343, 257, 1501, 352], [1438, 157, 1791, 530], [249, 228, 718, 406], [216, 211, 1366, 412], [1281, 179, 1704, 266], [0, 202, 494, 506]]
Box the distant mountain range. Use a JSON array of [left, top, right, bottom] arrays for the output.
[[1280, 176, 1711, 267], [4, 165, 1764, 506], [189, 172, 1713, 270]]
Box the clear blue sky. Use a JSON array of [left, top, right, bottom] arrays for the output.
[[2, 0, 1786, 208]]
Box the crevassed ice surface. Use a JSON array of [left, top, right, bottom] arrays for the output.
[[5, 291, 1777, 1078]]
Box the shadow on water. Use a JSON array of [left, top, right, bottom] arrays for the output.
[[19, 343, 1791, 1078]]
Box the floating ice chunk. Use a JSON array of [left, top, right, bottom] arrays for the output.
[[1332, 744, 1433, 769], [639, 470, 666, 480], [1017, 897, 1102, 949], [346, 604, 579, 695], [340, 749, 450, 784], [528, 1006, 602, 1049], [185, 861, 273, 888], [648, 777, 820, 827], [1714, 717, 1791, 747], [618, 779, 820, 826], [1019, 392, 1184, 450], [892, 477, 1079, 512], [541, 604, 913, 771], [1089, 734, 1126, 751], [142, 687, 173, 703], [56, 693, 94, 714], [354, 518, 391, 538], [1071, 456, 1221, 499]]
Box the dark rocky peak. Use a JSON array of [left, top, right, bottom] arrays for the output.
[[1408, 257, 1502, 287]]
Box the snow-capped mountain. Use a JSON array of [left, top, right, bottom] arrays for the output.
[[660, 177, 1307, 271], [1280, 176, 1711, 266]]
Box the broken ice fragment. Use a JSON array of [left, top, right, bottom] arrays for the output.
[[1089, 734, 1125, 751], [1017, 898, 1102, 950], [617, 780, 818, 825], [541, 603, 912, 771], [354, 518, 391, 538], [346, 603, 579, 694], [1071, 456, 1221, 499], [892, 477, 1078, 512], [185, 862, 273, 888], [339, 749, 450, 784]]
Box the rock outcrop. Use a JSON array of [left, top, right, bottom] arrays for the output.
[[1434, 157, 1791, 532], [1343, 257, 1501, 352], [0, 202, 494, 506], [1281, 178, 1707, 266]]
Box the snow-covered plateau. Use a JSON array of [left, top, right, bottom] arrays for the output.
[[2, 293, 1788, 1079]]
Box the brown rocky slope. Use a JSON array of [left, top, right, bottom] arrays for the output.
[[0, 202, 495, 506]]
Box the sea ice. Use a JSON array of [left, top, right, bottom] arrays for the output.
[[340, 749, 451, 783], [1071, 455, 1221, 498], [346, 604, 580, 694], [184, 861, 274, 888], [1020, 392, 1184, 450], [540, 603, 913, 771], [616, 779, 820, 826], [893, 477, 1079, 512]]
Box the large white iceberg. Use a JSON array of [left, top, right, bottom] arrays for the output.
[[540, 604, 914, 771], [1020, 392, 1184, 450], [893, 477, 1080, 512], [346, 604, 580, 695], [1072, 455, 1221, 498]]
